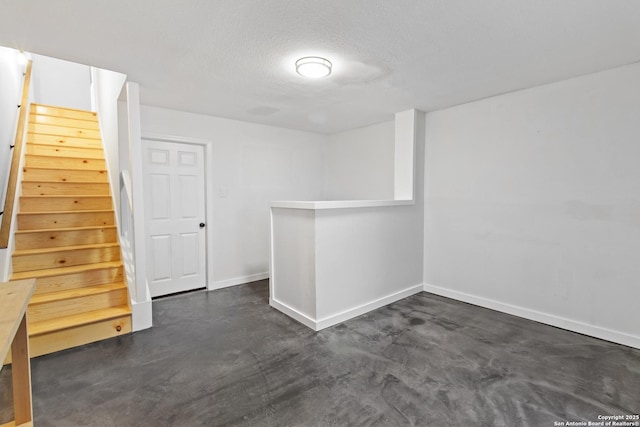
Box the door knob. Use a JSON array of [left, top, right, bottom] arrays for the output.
[[199, 222, 206, 228]]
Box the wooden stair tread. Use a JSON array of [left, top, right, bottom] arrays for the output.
[[13, 242, 120, 256], [20, 179, 107, 184], [21, 182, 111, 196], [21, 201, 113, 213], [20, 195, 112, 199], [21, 187, 110, 196], [24, 153, 106, 161], [25, 142, 105, 157], [30, 282, 127, 305], [28, 122, 101, 140], [26, 139, 103, 149], [17, 210, 116, 230], [25, 150, 105, 155], [18, 209, 114, 215], [23, 166, 107, 171], [29, 306, 131, 336], [20, 195, 112, 201], [29, 113, 100, 130], [14, 225, 118, 251], [20, 195, 113, 206], [24, 156, 106, 170], [32, 103, 99, 117], [15, 225, 117, 235], [21, 168, 109, 183], [25, 153, 104, 160], [10, 261, 122, 280], [19, 195, 113, 213]]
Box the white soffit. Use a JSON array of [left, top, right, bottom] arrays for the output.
[[1, 0, 640, 133]]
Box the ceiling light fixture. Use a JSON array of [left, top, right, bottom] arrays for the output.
[[295, 56, 332, 78]]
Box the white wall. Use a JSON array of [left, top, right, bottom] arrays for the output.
[[121, 83, 152, 331], [315, 201, 424, 323], [31, 54, 91, 110], [324, 120, 394, 200], [139, 106, 326, 287], [424, 62, 640, 348], [0, 46, 27, 280], [90, 67, 127, 216], [271, 207, 317, 319], [0, 47, 25, 216]]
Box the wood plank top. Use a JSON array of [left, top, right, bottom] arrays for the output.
[[0, 279, 36, 362]]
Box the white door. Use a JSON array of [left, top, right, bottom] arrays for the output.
[[142, 139, 207, 297]]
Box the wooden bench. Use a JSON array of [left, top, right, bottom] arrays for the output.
[[0, 279, 36, 427]]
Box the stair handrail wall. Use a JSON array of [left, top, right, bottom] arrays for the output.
[[118, 81, 152, 331], [0, 59, 32, 249], [120, 169, 136, 300]]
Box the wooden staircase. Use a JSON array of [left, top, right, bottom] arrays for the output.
[[8, 103, 131, 359]]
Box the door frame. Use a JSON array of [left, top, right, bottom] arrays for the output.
[[141, 133, 215, 292]]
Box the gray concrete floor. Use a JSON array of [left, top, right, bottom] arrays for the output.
[[1, 279, 639, 426]]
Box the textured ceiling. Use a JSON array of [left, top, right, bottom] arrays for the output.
[[1, 0, 640, 133]]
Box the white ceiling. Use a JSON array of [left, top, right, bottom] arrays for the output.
[[1, 0, 640, 134]]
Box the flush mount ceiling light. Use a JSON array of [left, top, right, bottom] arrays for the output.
[[295, 56, 332, 78]]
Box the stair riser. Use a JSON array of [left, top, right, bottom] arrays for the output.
[[32, 266, 124, 295], [22, 168, 108, 183], [27, 134, 103, 150], [20, 196, 113, 212], [30, 113, 99, 130], [31, 104, 98, 122], [21, 182, 111, 196], [15, 227, 118, 250], [25, 155, 106, 171], [28, 316, 131, 359], [28, 289, 128, 323], [28, 122, 101, 139], [12, 246, 121, 272], [18, 211, 115, 230]]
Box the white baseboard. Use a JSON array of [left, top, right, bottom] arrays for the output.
[[269, 298, 317, 330], [315, 284, 424, 330], [271, 284, 423, 331], [131, 299, 152, 332], [209, 272, 269, 291], [423, 283, 640, 350]]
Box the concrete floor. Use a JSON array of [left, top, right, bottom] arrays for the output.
[[1, 280, 639, 426]]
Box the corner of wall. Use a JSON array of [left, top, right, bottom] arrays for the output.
[[394, 109, 418, 201], [131, 298, 153, 331], [0, 248, 10, 281]]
